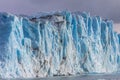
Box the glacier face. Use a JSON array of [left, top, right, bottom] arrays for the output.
[[0, 11, 120, 78]]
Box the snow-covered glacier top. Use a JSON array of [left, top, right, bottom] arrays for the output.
[[0, 11, 120, 78]]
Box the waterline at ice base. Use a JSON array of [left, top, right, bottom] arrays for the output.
[[0, 11, 120, 78]]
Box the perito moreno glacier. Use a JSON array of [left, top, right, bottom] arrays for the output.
[[0, 11, 120, 78]]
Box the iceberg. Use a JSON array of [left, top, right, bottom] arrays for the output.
[[0, 11, 120, 78]]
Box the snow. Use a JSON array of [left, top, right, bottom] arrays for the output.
[[0, 11, 120, 78]]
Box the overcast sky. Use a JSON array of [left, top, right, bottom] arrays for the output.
[[0, 0, 120, 22], [0, 0, 119, 32]]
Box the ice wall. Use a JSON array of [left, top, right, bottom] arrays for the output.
[[0, 11, 120, 78]]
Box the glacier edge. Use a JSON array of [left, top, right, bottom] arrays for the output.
[[0, 11, 119, 78]]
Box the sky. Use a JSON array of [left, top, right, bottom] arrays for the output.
[[0, 0, 119, 32]]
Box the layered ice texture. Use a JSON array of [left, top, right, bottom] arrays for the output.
[[0, 11, 120, 78]]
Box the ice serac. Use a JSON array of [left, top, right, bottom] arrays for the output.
[[0, 11, 120, 78]]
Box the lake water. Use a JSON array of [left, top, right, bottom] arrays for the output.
[[2, 73, 120, 80]]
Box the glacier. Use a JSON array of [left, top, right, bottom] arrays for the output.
[[0, 11, 120, 78]]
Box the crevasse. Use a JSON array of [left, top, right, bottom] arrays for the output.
[[0, 11, 120, 78]]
